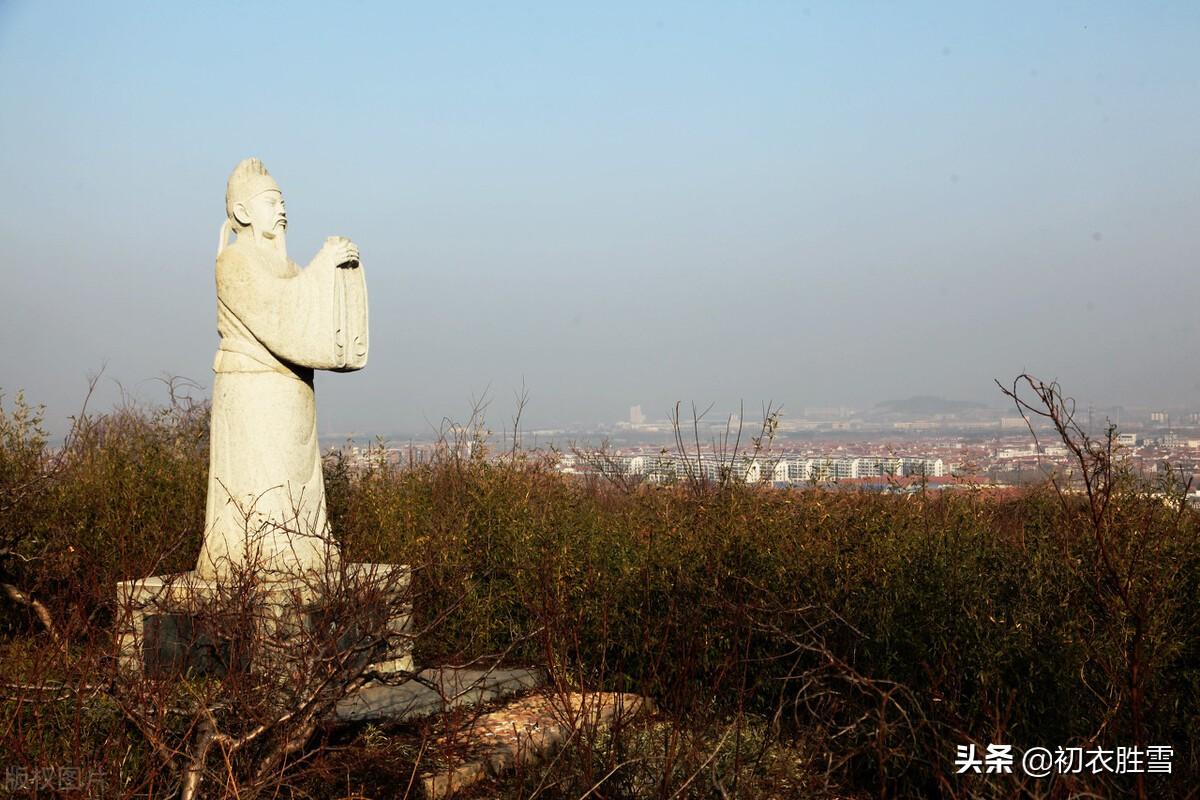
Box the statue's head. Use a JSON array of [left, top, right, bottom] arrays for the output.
[[225, 158, 286, 242]]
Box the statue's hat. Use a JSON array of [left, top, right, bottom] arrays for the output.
[[218, 158, 281, 256], [225, 158, 280, 220]]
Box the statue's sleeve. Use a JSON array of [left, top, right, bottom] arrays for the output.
[[333, 259, 369, 372], [216, 248, 368, 371]]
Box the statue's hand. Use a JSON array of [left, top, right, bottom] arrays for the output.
[[320, 236, 360, 269]]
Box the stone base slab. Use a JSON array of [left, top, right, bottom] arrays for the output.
[[115, 562, 411, 677]]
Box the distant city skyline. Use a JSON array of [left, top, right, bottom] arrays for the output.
[[318, 393, 1200, 447], [2, 2, 1198, 437]]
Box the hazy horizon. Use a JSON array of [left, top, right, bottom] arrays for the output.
[[2, 1, 1198, 438]]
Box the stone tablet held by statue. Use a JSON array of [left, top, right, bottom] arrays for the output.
[[196, 158, 368, 579]]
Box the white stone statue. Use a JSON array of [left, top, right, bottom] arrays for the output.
[[196, 158, 368, 580]]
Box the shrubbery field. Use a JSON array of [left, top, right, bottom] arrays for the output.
[[1, 387, 1197, 798]]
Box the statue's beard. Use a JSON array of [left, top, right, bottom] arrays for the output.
[[262, 218, 287, 241]]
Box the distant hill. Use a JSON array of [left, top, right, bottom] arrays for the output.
[[873, 396, 988, 416]]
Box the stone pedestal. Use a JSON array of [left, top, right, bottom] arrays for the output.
[[115, 562, 411, 678]]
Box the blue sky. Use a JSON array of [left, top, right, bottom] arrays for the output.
[[1, 1, 1198, 436]]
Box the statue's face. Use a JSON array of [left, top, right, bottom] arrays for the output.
[[238, 189, 287, 239]]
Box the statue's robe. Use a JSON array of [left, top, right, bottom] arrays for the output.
[[196, 238, 368, 580]]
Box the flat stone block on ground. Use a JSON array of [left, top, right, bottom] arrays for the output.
[[335, 666, 545, 723], [420, 691, 656, 799]]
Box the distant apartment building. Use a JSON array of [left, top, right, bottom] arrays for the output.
[[569, 452, 945, 485], [624, 453, 772, 485], [766, 459, 791, 483], [1157, 458, 1200, 486], [1159, 432, 1189, 449], [787, 456, 945, 483], [787, 458, 812, 482]]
